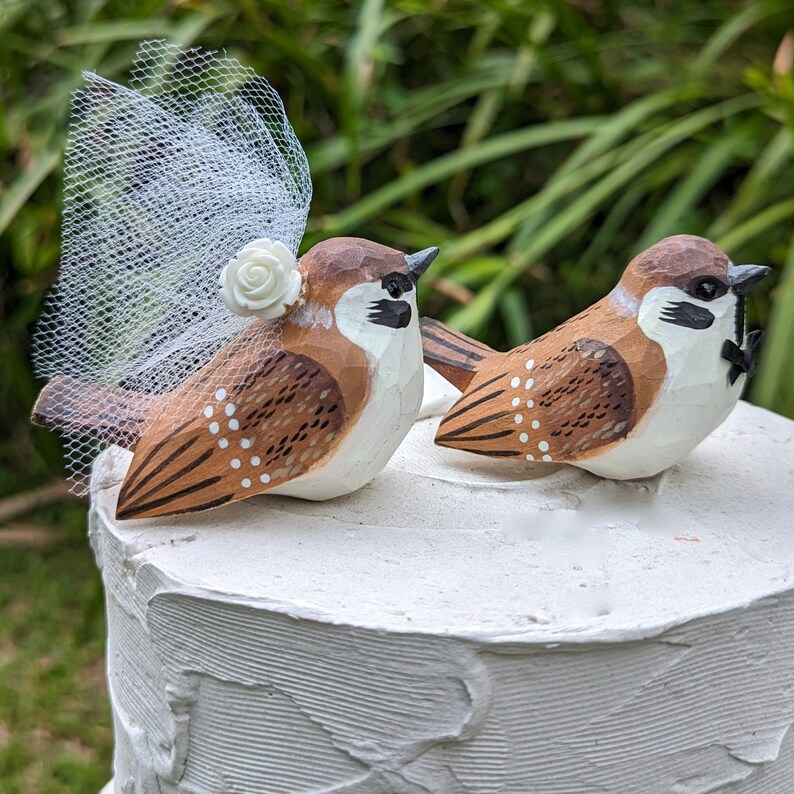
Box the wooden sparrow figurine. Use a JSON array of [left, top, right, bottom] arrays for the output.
[[31, 42, 437, 519], [422, 235, 768, 479]]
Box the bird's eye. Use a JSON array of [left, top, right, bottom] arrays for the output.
[[381, 271, 412, 298], [691, 277, 727, 302]]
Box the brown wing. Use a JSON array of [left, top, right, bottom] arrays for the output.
[[435, 338, 635, 463], [116, 351, 346, 519]]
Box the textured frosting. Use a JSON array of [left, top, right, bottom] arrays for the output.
[[94, 367, 794, 792]]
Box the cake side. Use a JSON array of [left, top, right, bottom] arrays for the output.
[[92, 491, 794, 792]]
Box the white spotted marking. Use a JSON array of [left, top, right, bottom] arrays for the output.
[[538, 440, 549, 452], [525, 378, 534, 389], [229, 419, 240, 431], [240, 438, 252, 449], [525, 359, 535, 370], [510, 376, 520, 388], [542, 454, 552, 462], [215, 388, 227, 400], [241, 478, 251, 488], [512, 397, 521, 407], [250, 456, 260, 466], [260, 473, 271, 484], [225, 403, 236, 416], [320, 389, 330, 399], [218, 438, 229, 449], [525, 453, 535, 461], [526, 399, 534, 408], [230, 458, 241, 469], [519, 433, 528, 443], [203, 405, 213, 418], [515, 414, 523, 424], [209, 421, 220, 434], [531, 419, 540, 429]]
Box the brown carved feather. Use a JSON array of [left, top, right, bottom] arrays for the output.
[[116, 351, 347, 519], [432, 295, 666, 463], [436, 336, 637, 461], [420, 317, 495, 391], [31, 374, 152, 447]]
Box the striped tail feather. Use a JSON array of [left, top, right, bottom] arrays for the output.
[[31, 375, 152, 448], [434, 371, 521, 457], [420, 317, 493, 391]]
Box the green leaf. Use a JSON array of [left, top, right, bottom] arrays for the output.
[[312, 117, 603, 237], [449, 95, 761, 333], [499, 287, 534, 347], [0, 149, 60, 236], [637, 128, 750, 249], [716, 197, 794, 252], [753, 232, 794, 415]]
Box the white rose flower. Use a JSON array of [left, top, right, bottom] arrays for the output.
[[219, 238, 303, 320]]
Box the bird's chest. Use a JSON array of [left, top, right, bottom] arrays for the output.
[[356, 325, 425, 450], [271, 320, 424, 500], [581, 290, 741, 479]]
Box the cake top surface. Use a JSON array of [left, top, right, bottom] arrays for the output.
[[91, 367, 794, 644]]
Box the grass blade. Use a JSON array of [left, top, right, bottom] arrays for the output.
[[310, 117, 603, 238], [0, 149, 60, 236], [753, 233, 794, 416]]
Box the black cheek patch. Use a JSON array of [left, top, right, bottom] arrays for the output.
[[368, 299, 412, 329], [660, 301, 715, 330]]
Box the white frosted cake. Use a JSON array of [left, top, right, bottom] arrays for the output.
[[95, 367, 794, 793]]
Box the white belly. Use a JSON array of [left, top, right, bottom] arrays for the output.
[[579, 288, 743, 479], [270, 313, 424, 500]]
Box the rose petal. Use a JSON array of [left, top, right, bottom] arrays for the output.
[[281, 269, 302, 307], [270, 239, 294, 261], [220, 287, 253, 317], [253, 301, 291, 321], [239, 265, 274, 292], [233, 283, 277, 310]]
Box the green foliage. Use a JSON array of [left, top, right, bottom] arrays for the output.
[[0, 503, 110, 793], [2, 1, 794, 786], [3, 1, 794, 472]]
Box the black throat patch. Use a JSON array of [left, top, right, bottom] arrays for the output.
[[368, 299, 412, 329], [660, 301, 714, 330]]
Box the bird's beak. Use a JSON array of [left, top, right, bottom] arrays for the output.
[[406, 247, 439, 283], [728, 263, 770, 295]]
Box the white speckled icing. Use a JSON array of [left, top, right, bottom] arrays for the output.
[[94, 366, 794, 793]]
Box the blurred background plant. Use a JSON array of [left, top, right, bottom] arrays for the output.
[[2, 0, 794, 789]]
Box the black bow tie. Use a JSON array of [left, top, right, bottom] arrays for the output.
[[721, 330, 764, 386]]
